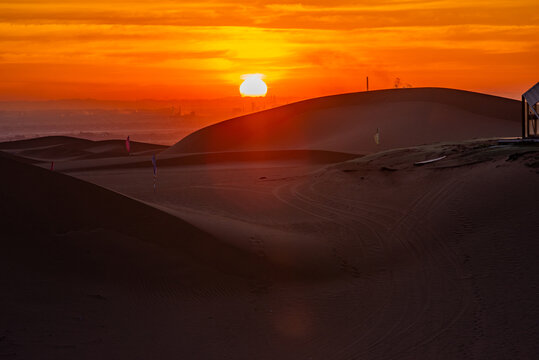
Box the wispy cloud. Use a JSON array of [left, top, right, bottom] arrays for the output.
[[0, 0, 537, 99]]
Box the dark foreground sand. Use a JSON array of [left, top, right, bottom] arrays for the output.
[[1, 88, 538, 359]]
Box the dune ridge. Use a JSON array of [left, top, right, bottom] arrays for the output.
[[59, 149, 359, 173], [0, 152, 272, 277], [0, 136, 166, 162], [166, 87, 520, 155]]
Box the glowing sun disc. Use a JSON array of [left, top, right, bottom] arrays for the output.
[[239, 74, 267, 97]]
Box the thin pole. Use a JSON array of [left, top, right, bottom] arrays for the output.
[[366, 76, 369, 92], [522, 95, 526, 138]]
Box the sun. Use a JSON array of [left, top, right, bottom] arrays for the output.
[[239, 74, 267, 97]]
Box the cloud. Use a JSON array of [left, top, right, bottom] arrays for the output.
[[0, 1, 537, 99], [0, 1, 536, 29], [103, 50, 230, 63]]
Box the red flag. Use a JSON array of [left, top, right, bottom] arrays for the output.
[[50, 161, 54, 171], [125, 136, 131, 154]]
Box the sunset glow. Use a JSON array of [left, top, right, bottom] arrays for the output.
[[240, 74, 268, 97], [0, 1, 538, 100]]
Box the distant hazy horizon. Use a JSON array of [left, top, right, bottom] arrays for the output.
[[0, 86, 524, 145], [0, 95, 302, 145]]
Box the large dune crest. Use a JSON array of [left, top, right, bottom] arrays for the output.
[[166, 87, 520, 155]]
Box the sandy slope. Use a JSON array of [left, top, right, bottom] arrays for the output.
[[0, 136, 166, 162], [0, 152, 271, 360], [1, 87, 537, 359], [0, 136, 359, 174], [2, 140, 533, 359], [165, 88, 520, 155]]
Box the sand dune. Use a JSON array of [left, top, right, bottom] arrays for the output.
[[0, 152, 274, 277], [58, 149, 358, 173], [0, 137, 359, 173], [2, 140, 538, 359], [166, 88, 520, 155], [0, 135, 166, 162], [2, 88, 538, 359], [61, 139, 539, 359]]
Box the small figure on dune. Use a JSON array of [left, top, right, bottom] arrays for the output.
[[152, 154, 157, 193], [374, 128, 380, 145]]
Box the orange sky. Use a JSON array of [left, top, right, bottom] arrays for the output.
[[0, 0, 538, 101]]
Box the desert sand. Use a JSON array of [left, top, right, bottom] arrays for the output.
[[166, 87, 520, 155], [1, 88, 537, 359]]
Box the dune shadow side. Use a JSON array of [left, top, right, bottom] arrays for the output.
[[0, 152, 272, 278]]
